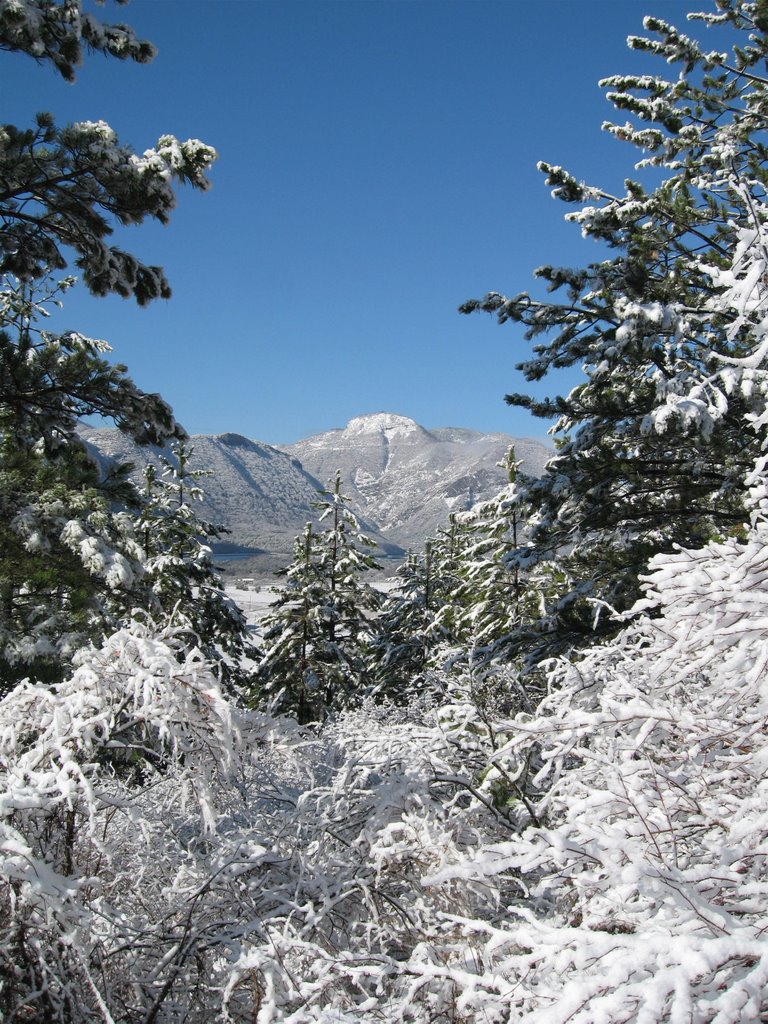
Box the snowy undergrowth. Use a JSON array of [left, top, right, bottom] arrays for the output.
[[0, 622, 241, 1022], [4, 506, 768, 1023], [0, 619, 518, 1022], [425, 523, 768, 1023], [217, 517, 768, 1023]]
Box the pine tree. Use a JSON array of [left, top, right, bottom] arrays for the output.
[[135, 441, 253, 700], [255, 522, 325, 723], [450, 448, 527, 658], [0, 2, 215, 303], [0, 0, 156, 83], [367, 543, 442, 700], [460, 1, 768, 665], [0, 276, 171, 689], [257, 473, 381, 723], [424, 512, 471, 647], [0, 3, 215, 683], [368, 511, 497, 697]]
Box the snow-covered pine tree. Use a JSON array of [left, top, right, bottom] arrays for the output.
[[369, 483, 519, 702], [421, 180, 768, 1017], [460, 0, 768, 665], [422, 512, 471, 649], [257, 472, 382, 723], [373, 513, 482, 686], [0, 2, 215, 303], [135, 441, 253, 700], [0, 2, 214, 683], [450, 448, 527, 657], [255, 522, 325, 723], [367, 543, 444, 700], [0, 275, 182, 689], [0, 0, 156, 83]]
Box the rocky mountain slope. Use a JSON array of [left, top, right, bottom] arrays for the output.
[[79, 414, 551, 561], [78, 426, 330, 558], [283, 413, 550, 550]]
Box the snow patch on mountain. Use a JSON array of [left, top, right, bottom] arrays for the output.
[[284, 413, 551, 550], [345, 412, 424, 439]]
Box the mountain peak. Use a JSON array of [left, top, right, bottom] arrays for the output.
[[344, 412, 420, 438], [215, 432, 259, 449], [287, 414, 551, 550]]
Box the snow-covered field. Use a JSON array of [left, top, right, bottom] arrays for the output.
[[226, 577, 401, 630], [225, 584, 276, 626]]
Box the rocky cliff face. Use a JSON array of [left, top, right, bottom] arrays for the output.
[[283, 413, 550, 550]]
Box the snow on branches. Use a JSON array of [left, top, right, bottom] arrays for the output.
[[6, 3, 768, 1021], [0, 116, 216, 303], [0, 0, 156, 82], [433, 520, 768, 1022], [0, 620, 240, 1022]]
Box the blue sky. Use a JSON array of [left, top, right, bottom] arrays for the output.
[[3, 0, 699, 444]]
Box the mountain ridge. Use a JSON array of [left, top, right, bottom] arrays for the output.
[[80, 413, 551, 562], [282, 413, 550, 550]]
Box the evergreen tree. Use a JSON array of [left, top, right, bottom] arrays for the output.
[[135, 441, 253, 700], [367, 543, 442, 700], [0, 0, 156, 83], [257, 473, 381, 723], [256, 522, 326, 723], [424, 512, 471, 647], [460, 1, 768, 664], [0, 3, 216, 303], [0, 448, 138, 690], [0, 3, 215, 683], [370, 512, 486, 691], [0, 276, 175, 689], [368, 507, 512, 698], [449, 448, 527, 658]]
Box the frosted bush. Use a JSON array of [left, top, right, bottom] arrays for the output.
[[0, 619, 241, 1022], [4, 526, 768, 1021]]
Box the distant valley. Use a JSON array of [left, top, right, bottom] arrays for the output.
[[80, 413, 551, 570]]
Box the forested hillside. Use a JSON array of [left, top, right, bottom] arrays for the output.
[[1, 2, 768, 1022]]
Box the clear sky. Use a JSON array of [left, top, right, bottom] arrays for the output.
[[3, 0, 699, 444]]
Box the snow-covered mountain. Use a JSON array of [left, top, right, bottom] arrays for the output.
[[79, 414, 550, 560], [282, 413, 551, 550], [78, 426, 329, 558]]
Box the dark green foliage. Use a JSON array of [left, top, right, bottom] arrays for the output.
[[136, 442, 254, 700], [0, 277, 157, 689], [0, 277, 183, 450], [0, 4, 217, 686], [0, 114, 215, 305], [0, 2, 215, 303], [460, 2, 767, 666], [367, 544, 442, 700], [0, 0, 156, 83], [257, 473, 381, 723], [369, 454, 527, 699]]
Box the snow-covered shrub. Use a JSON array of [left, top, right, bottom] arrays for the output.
[[221, 513, 768, 1022], [0, 619, 241, 1022], [0, 624, 520, 1023], [5, 525, 768, 1022], [418, 517, 768, 1022], [223, 696, 526, 1023]]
